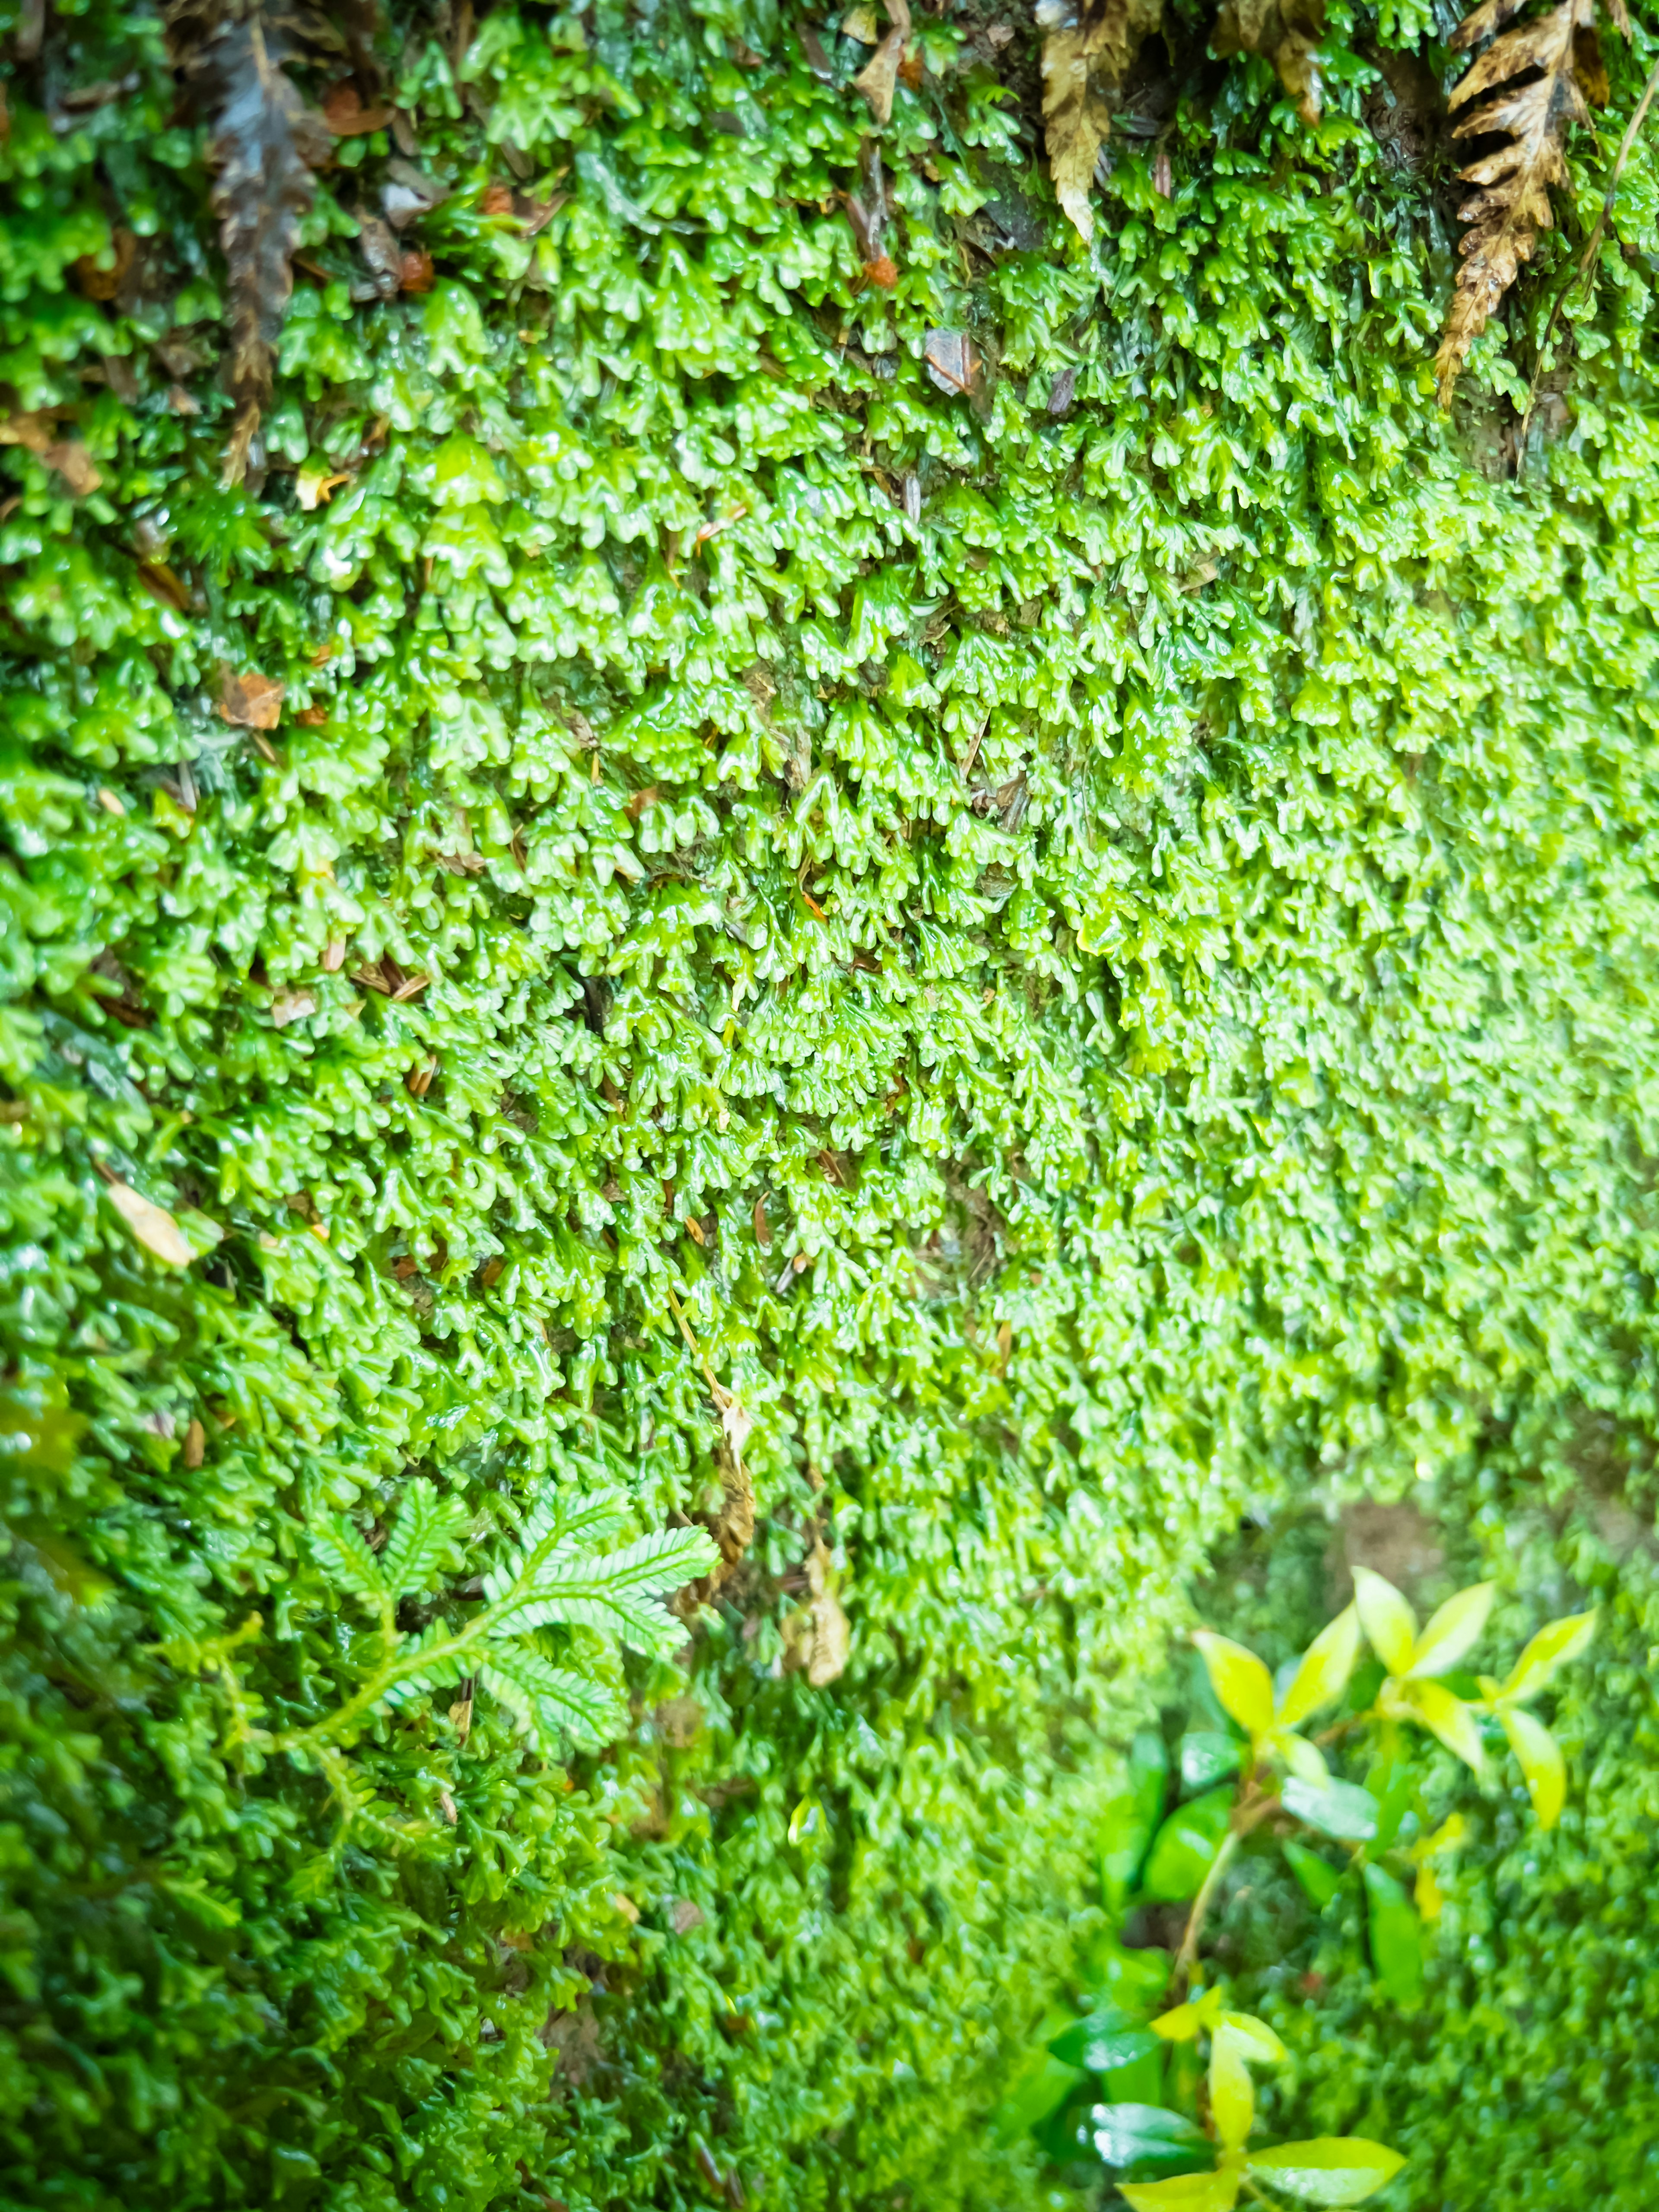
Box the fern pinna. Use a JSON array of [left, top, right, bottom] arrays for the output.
[[303, 1485, 717, 1757]]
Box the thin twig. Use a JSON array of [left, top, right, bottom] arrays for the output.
[[1518, 51, 1659, 478]]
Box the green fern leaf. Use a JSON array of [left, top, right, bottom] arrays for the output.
[[489, 1527, 718, 1654], [380, 1621, 467, 1707], [477, 1646, 620, 1748], [481, 1487, 633, 1605], [310, 1516, 389, 1606], [379, 1483, 469, 1601]]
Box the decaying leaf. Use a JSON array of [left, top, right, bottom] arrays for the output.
[[854, 0, 912, 124], [782, 1538, 852, 1687], [41, 442, 102, 495], [270, 988, 316, 1028], [1036, 0, 1163, 240], [1437, 0, 1609, 405], [1212, 0, 1327, 126], [845, 137, 899, 288], [355, 211, 404, 299], [166, 3, 334, 483], [219, 668, 285, 728], [925, 328, 983, 397], [73, 226, 137, 301], [322, 81, 391, 134], [103, 1176, 193, 1268]]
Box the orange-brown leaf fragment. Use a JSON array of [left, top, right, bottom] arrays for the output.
[[323, 82, 393, 135], [219, 669, 285, 728], [1436, 0, 1595, 405]]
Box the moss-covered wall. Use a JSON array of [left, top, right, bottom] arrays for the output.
[[2, 0, 1658, 2204]]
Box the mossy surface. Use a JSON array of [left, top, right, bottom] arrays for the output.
[[2, 0, 1658, 2204]]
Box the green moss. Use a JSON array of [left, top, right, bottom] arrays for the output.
[[2, 0, 1659, 2204]]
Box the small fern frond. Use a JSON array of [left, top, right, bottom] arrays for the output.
[[481, 1487, 632, 1604], [488, 1527, 718, 1655], [378, 1482, 469, 1600], [310, 1516, 389, 1608], [380, 1620, 467, 1707], [477, 1647, 620, 1750]]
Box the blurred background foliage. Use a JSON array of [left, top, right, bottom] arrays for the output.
[[2, 0, 1658, 2203]]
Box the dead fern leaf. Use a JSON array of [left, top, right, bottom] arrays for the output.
[[1212, 0, 1327, 125], [167, 3, 334, 483], [1436, 0, 1605, 406], [1036, 0, 1163, 241], [854, 0, 912, 124]]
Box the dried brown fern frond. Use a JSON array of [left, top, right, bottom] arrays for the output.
[[1212, 0, 1328, 126], [1037, 0, 1163, 241], [1436, 0, 1618, 406], [167, 0, 344, 483]]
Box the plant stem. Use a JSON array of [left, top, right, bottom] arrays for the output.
[[1174, 1827, 1238, 1989], [1518, 51, 1659, 477], [1173, 1792, 1282, 1990]]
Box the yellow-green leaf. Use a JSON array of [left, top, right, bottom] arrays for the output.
[[1220, 2012, 1286, 2064], [1351, 1567, 1417, 1676], [1405, 1680, 1485, 1773], [1246, 2138, 1405, 2205], [1500, 1611, 1598, 1703], [1209, 2022, 1255, 2150], [104, 1176, 192, 1267], [1278, 1603, 1361, 1728], [1194, 1630, 1274, 1740], [1152, 1986, 1223, 2041], [1277, 1729, 1330, 1787], [1406, 1581, 1495, 1678], [1119, 2169, 1242, 2212], [1501, 1705, 1566, 1828]]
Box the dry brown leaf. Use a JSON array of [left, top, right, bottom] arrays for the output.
[[166, 3, 332, 482], [183, 1417, 206, 1468], [0, 410, 58, 454], [753, 1195, 772, 1247], [41, 441, 102, 495], [407, 1056, 438, 1097], [219, 668, 285, 728], [322, 936, 347, 971], [399, 248, 436, 294], [1037, 0, 1163, 240], [1212, 0, 1327, 126], [1436, 0, 1599, 405], [104, 1176, 193, 1268], [781, 1538, 852, 1686], [270, 987, 316, 1027], [73, 227, 137, 301], [854, 0, 912, 124]]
